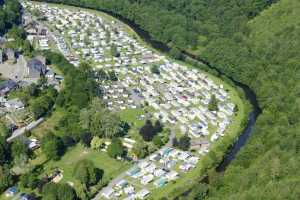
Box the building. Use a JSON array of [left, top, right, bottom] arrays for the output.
[[4, 98, 24, 110], [166, 171, 179, 181], [26, 138, 40, 150], [20, 193, 35, 200], [26, 58, 47, 79], [141, 174, 154, 185], [0, 79, 17, 95], [101, 187, 114, 199], [5, 186, 18, 197], [45, 69, 55, 79], [136, 189, 150, 199], [5, 48, 15, 61]]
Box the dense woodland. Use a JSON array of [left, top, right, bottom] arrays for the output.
[[32, 0, 300, 199], [0, 0, 21, 35]]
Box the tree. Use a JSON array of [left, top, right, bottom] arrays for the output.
[[80, 98, 120, 138], [234, 105, 239, 113], [132, 139, 149, 159], [42, 182, 77, 200], [80, 132, 92, 147], [73, 182, 88, 200], [208, 94, 218, 111], [11, 139, 30, 165], [61, 135, 76, 148], [110, 44, 120, 57], [108, 70, 118, 81], [19, 172, 39, 189], [0, 136, 10, 165], [41, 133, 64, 160], [186, 183, 208, 200], [117, 121, 130, 137], [172, 137, 179, 147], [90, 136, 103, 150], [107, 138, 125, 158], [169, 47, 183, 60], [73, 159, 102, 186], [55, 92, 65, 107], [30, 98, 47, 119], [0, 165, 13, 193], [105, 29, 111, 43], [26, 83, 40, 97], [152, 135, 163, 148], [38, 76, 48, 88], [0, 122, 9, 138], [96, 69, 108, 81], [154, 120, 163, 133], [178, 135, 191, 151], [139, 120, 156, 141], [151, 65, 160, 74]]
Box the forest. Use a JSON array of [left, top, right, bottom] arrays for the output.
[[0, 0, 21, 35], [24, 0, 300, 199]]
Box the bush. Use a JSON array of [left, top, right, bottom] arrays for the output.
[[42, 182, 77, 200], [107, 138, 125, 158], [178, 135, 191, 151], [153, 135, 163, 148], [73, 159, 103, 186], [41, 133, 65, 160]]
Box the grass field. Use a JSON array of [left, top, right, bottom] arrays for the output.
[[119, 108, 145, 128], [31, 108, 64, 139], [31, 144, 132, 184]]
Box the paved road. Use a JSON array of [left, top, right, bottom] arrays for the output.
[[93, 128, 175, 200], [6, 118, 44, 142]]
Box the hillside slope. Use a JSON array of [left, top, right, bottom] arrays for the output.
[[200, 0, 300, 199]]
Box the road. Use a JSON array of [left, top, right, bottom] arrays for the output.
[[6, 118, 44, 142]]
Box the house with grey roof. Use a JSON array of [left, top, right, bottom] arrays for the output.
[[26, 58, 47, 79], [0, 79, 17, 95], [4, 98, 24, 110], [5, 49, 15, 62]]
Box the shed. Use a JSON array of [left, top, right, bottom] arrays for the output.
[[166, 171, 179, 181], [5, 186, 18, 197], [101, 187, 114, 199], [136, 189, 150, 199], [0, 79, 17, 95]]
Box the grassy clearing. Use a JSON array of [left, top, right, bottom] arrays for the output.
[[30, 144, 132, 184], [119, 108, 145, 128], [31, 108, 64, 139]]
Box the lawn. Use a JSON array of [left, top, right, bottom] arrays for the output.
[[31, 144, 132, 184], [119, 108, 145, 127], [31, 108, 64, 139]]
